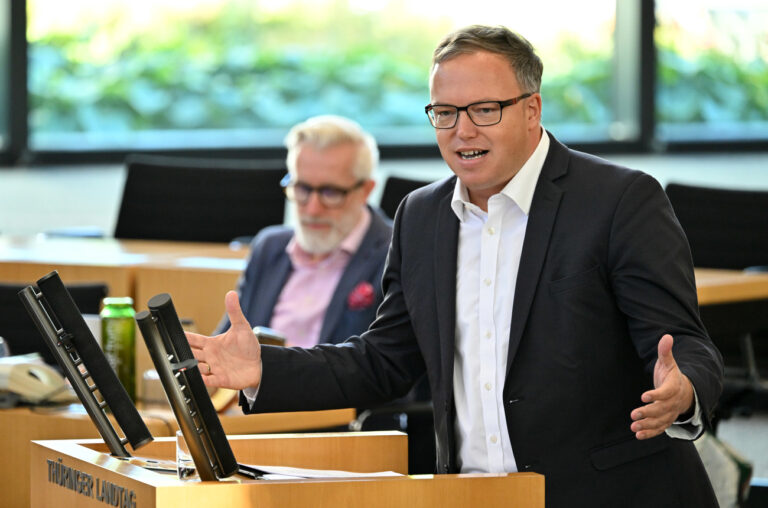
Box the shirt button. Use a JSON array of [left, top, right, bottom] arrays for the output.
[[483, 278, 492, 286], [487, 227, 495, 235], [485, 331, 492, 339], [490, 435, 498, 444], [484, 382, 492, 391]]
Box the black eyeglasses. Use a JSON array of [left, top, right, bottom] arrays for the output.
[[425, 93, 533, 129], [280, 174, 366, 208]]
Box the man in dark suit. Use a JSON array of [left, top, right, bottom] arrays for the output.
[[189, 26, 723, 506], [215, 114, 391, 346]]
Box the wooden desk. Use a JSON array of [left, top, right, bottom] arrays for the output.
[[0, 236, 135, 298], [695, 268, 768, 306], [1, 405, 354, 508], [694, 268, 768, 386], [140, 405, 356, 435], [0, 236, 245, 307], [30, 433, 545, 507], [217, 407, 355, 435]]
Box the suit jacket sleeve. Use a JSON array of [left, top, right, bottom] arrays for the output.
[[607, 172, 723, 422]]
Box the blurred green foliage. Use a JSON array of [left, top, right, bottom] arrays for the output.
[[657, 47, 768, 124], [28, 4, 435, 133], [28, 3, 615, 137], [27, 3, 767, 141], [655, 8, 768, 128]]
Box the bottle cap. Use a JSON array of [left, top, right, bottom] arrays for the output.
[[102, 297, 134, 306]]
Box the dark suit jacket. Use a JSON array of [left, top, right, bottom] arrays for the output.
[[248, 134, 723, 507], [216, 206, 392, 343]]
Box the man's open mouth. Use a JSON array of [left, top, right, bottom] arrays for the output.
[[458, 150, 488, 160]]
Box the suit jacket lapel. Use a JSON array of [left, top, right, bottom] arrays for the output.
[[434, 184, 460, 388], [256, 251, 292, 326], [320, 264, 361, 342], [320, 208, 389, 341], [506, 136, 568, 374]]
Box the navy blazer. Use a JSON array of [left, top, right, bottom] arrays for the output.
[[250, 134, 723, 507], [216, 206, 392, 343]]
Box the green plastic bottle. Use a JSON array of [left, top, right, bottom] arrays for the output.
[[100, 297, 136, 401]]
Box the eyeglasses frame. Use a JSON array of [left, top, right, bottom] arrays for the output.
[[424, 92, 533, 129], [280, 173, 366, 208]]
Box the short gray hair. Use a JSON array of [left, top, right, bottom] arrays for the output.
[[432, 25, 543, 94], [284, 115, 379, 180]]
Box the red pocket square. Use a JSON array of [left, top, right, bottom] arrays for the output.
[[347, 281, 375, 310]]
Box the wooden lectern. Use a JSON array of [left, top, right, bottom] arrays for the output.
[[31, 432, 544, 507], [2, 406, 355, 508]]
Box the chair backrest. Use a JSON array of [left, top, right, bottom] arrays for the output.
[[0, 282, 108, 366], [379, 176, 432, 219], [115, 154, 286, 243], [665, 183, 768, 269]]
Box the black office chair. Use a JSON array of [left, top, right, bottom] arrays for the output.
[[350, 399, 435, 474], [379, 176, 432, 220], [114, 154, 286, 244], [349, 382, 435, 475], [665, 183, 768, 428], [664, 183, 768, 270], [0, 281, 108, 367]]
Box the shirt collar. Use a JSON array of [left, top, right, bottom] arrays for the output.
[[338, 205, 371, 254], [451, 128, 550, 221], [287, 206, 372, 266]]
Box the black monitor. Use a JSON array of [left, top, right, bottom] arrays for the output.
[[136, 293, 239, 480], [17, 271, 153, 457], [1, 280, 107, 368]]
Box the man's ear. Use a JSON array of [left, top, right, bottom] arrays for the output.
[[526, 92, 542, 132], [361, 179, 376, 201]]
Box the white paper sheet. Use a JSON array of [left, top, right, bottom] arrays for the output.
[[243, 464, 403, 480]]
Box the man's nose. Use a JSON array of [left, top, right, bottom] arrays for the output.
[[302, 191, 326, 215], [455, 110, 478, 138]]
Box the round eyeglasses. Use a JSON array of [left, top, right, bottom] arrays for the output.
[[424, 93, 533, 129], [280, 174, 365, 208]]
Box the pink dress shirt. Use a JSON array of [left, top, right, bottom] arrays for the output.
[[269, 208, 371, 348]]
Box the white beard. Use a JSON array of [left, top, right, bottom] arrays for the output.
[[293, 206, 361, 255]]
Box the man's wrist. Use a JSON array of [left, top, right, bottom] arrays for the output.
[[678, 404, 695, 421], [678, 375, 695, 420]]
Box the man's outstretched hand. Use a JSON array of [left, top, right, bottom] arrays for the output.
[[186, 291, 262, 390], [630, 334, 695, 440]]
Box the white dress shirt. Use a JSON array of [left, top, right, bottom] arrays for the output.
[[451, 130, 550, 473]]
